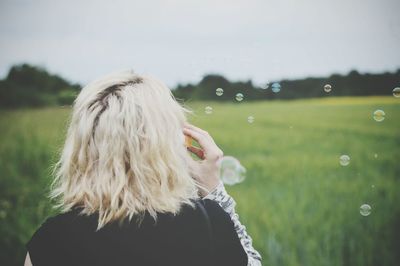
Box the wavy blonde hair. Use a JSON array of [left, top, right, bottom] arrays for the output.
[[50, 70, 199, 230]]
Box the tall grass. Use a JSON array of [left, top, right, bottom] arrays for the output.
[[0, 97, 399, 266]]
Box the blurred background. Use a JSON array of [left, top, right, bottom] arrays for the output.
[[0, 0, 399, 265]]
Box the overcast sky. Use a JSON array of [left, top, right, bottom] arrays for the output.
[[0, 0, 399, 87]]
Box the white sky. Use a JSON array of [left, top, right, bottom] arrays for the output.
[[0, 0, 399, 87]]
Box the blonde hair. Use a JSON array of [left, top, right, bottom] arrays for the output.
[[50, 70, 199, 230]]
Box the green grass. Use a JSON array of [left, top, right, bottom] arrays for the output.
[[1, 96, 400, 266]]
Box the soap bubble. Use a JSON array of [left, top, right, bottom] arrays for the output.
[[216, 88, 224, 96], [373, 109, 385, 122], [393, 87, 400, 98], [360, 204, 371, 216], [271, 83, 281, 93], [324, 84, 332, 93], [247, 116, 255, 123], [260, 82, 269, 90], [219, 156, 246, 185], [235, 93, 244, 102], [339, 155, 350, 166], [205, 106, 213, 114]]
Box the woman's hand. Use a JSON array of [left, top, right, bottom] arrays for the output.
[[183, 123, 223, 197]]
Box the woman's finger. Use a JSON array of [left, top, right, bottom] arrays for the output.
[[184, 124, 211, 139], [184, 128, 223, 161], [184, 123, 218, 146], [187, 146, 205, 160], [183, 128, 212, 154]]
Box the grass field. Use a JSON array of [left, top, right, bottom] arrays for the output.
[[1, 96, 400, 266]]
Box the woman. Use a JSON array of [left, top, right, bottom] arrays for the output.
[[24, 70, 262, 266]]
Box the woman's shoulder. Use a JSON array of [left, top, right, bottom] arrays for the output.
[[198, 198, 233, 223], [27, 208, 91, 244], [183, 198, 228, 220], [30, 211, 71, 234], [36, 208, 87, 228]]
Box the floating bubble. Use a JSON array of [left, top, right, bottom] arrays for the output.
[[247, 116, 255, 123], [339, 155, 350, 166], [271, 83, 281, 93], [373, 109, 385, 122], [236, 170, 246, 183], [260, 82, 269, 90], [371, 184, 375, 189], [235, 93, 244, 102], [374, 153, 378, 159], [360, 204, 371, 216], [219, 156, 246, 185], [324, 84, 332, 93], [216, 88, 224, 96], [204, 106, 213, 114], [393, 87, 400, 98]]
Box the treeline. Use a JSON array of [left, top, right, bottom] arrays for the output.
[[173, 69, 400, 101], [0, 63, 399, 109], [0, 64, 80, 108]]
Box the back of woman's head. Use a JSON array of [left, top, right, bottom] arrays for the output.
[[50, 70, 199, 229]]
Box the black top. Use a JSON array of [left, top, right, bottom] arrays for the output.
[[26, 199, 248, 266]]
